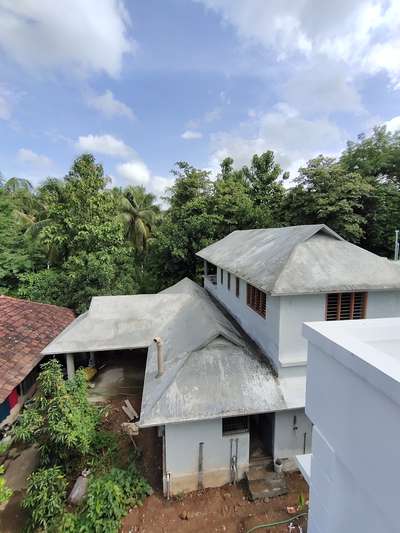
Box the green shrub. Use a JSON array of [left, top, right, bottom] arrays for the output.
[[12, 359, 101, 466], [81, 467, 152, 533], [22, 466, 67, 531], [0, 465, 12, 504]]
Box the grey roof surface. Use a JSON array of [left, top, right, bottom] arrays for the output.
[[139, 278, 286, 427], [42, 293, 190, 355], [42, 277, 288, 425], [197, 224, 400, 295]]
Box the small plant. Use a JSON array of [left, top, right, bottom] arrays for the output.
[[22, 466, 67, 531], [81, 466, 152, 533], [297, 492, 306, 511], [0, 465, 12, 504], [0, 439, 11, 456]]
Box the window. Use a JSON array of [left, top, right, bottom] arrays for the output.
[[227, 272, 231, 290], [205, 261, 217, 285], [222, 416, 249, 435], [220, 268, 224, 284], [236, 277, 240, 298], [326, 292, 367, 321], [247, 283, 267, 318]]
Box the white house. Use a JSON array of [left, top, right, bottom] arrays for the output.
[[197, 224, 400, 466], [301, 317, 400, 533], [42, 224, 400, 496]]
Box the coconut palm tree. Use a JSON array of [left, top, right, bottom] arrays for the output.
[[120, 185, 159, 252]]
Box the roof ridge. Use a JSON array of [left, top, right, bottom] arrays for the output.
[[270, 225, 343, 293]]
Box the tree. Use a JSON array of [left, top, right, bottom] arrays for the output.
[[0, 189, 32, 292], [120, 185, 159, 252], [12, 359, 100, 465], [284, 156, 372, 242]]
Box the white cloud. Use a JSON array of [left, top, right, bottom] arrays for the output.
[[283, 60, 364, 115], [86, 90, 135, 119], [116, 158, 174, 199], [385, 116, 400, 133], [116, 160, 151, 185], [197, 0, 400, 87], [0, 0, 135, 77], [18, 148, 52, 167], [181, 130, 203, 140], [76, 134, 133, 158], [210, 103, 344, 176]]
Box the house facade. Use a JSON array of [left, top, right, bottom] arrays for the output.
[[197, 225, 400, 467], [300, 317, 400, 533], [42, 224, 400, 496]]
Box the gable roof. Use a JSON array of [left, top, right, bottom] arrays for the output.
[[0, 296, 75, 404], [197, 224, 400, 295], [139, 278, 287, 427]]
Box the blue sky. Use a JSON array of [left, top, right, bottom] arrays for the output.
[[1, 0, 400, 196]]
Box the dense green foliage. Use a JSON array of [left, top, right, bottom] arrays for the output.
[[12, 359, 100, 466], [22, 466, 67, 532], [2, 126, 400, 310], [18, 362, 151, 533]]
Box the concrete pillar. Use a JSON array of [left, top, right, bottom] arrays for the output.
[[66, 353, 75, 380], [89, 351, 96, 368]]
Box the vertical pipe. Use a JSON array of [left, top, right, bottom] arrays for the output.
[[230, 438, 234, 483], [234, 438, 239, 484], [198, 442, 204, 490], [395, 230, 399, 261], [66, 353, 75, 380], [303, 432, 307, 454]]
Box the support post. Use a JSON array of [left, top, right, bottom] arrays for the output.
[[66, 353, 75, 380]]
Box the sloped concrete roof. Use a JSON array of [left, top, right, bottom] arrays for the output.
[[42, 278, 288, 425], [139, 278, 286, 427], [197, 224, 400, 295]]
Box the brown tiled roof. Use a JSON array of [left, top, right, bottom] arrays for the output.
[[0, 296, 75, 404]]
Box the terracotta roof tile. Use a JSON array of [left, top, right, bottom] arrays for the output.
[[0, 296, 75, 403]]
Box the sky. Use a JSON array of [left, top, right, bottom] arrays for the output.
[[1, 0, 400, 197]]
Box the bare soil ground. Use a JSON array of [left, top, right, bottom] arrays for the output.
[[121, 472, 308, 533]]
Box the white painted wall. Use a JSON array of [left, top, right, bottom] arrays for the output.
[[165, 417, 249, 494], [273, 409, 312, 460], [303, 319, 400, 533], [205, 265, 400, 374], [205, 267, 281, 368]]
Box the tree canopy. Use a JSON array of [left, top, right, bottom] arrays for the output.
[[1, 126, 400, 311]]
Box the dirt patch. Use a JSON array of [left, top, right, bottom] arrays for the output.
[[122, 472, 308, 533]]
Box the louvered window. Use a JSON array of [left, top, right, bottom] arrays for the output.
[[247, 283, 267, 318], [236, 277, 240, 298], [222, 416, 249, 435], [227, 272, 231, 290], [326, 292, 367, 321]]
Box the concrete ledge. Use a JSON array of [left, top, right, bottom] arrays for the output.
[[296, 453, 311, 485]]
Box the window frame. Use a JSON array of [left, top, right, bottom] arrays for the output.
[[326, 292, 368, 321], [246, 283, 267, 318], [222, 416, 249, 436]]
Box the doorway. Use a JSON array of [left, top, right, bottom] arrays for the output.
[[249, 413, 275, 463]]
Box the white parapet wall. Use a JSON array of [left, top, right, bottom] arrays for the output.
[[302, 317, 400, 533], [164, 418, 249, 495]]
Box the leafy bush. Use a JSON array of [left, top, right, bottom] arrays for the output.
[[87, 429, 119, 473], [80, 466, 152, 533], [0, 465, 12, 504], [12, 359, 101, 466], [22, 466, 67, 531]]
